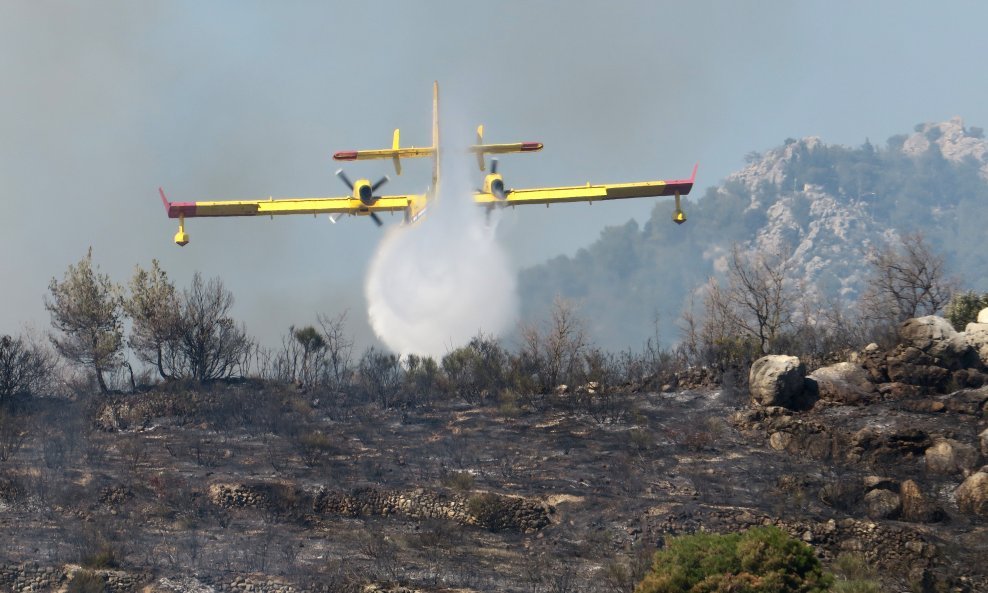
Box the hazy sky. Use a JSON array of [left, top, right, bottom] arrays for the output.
[[3, 1, 988, 353]]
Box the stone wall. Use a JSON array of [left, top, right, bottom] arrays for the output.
[[0, 563, 149, 593], [206, 481, 553, 534]]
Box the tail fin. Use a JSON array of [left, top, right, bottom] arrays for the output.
[[475, 125, 486, 171], [392, 129, 402, 175], [431, 81, 440, 190]]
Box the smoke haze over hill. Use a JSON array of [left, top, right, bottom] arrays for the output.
[[520, 118, 988, 352], [5, 3, 988, 355]]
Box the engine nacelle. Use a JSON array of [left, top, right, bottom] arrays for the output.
[[484, 173, 506, 200], [354, 179, 376, 206]]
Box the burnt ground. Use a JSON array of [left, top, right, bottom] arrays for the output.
[[0, 379, 985, 593]]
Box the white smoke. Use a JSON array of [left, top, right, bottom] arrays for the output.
[[364, 121, 518, 358]]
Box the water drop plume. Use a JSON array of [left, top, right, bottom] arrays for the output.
[[364, 119, 517, 358]]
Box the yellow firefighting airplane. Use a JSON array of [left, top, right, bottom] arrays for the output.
[[160, 82, 696, 245]]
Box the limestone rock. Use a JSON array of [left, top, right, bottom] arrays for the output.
[[749, 355, 807, 409], [807, 362, 877, 405], [900, 315, 958, 348], [980, 428, 988, 457], [900, 479, 944, 523], [899, 315, 975, 369], [925, 439, 981, 476], [955, 470, 988, 516], [769, 431, 793, 451], [963, 321, 988, 370], [978, 308, 988, 324], [863, 488, 901, 519]]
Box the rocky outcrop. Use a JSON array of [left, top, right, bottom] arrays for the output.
[[925, 439, 981, 476], [903, 117, 988, 180], [899, 479, 945, 523], [848, 427, 931, 465], [807, 362, 877, 405], [863, 488, 901, 519], [899, 316, 975, 369], [964, 321, 988, 366], [749, 355, 811, 409], [732, 407, 838, 460], [885, 346, 952, 391], [943, 387, 988, 416], [955, 469, 988, 516]]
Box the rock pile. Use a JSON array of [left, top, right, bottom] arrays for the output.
[[208, 483, 269, 509], [742, 312, 988, 522]]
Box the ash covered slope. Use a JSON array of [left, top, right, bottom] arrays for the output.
[[519, 118, 988, 350]]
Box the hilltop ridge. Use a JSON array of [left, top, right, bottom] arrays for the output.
[[519, 118, 988, 350]]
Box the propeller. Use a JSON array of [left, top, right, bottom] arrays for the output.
[[336, 169, 389, 226]]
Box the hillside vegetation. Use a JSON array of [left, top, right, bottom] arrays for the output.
[[520, 118, 988, 351]]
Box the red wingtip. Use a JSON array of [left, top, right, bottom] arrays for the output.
[[334, 151, 358, 161], [159, 187, 170, 209], [520, 142, 543, 152], [690, 163, 699, 182]]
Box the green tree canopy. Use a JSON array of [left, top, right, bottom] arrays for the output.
[[45, 249, 124, 393]]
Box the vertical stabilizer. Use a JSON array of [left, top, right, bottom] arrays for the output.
[[432, 81, 440, 192]]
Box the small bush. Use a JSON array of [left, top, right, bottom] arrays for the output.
[[629, 428, 653, 452], [81, 542, 119, 569], [442, 470, 475, 492], [67, 569, 106, 593], [496, 388, 523, 418], [636, 526, 832, 593], [296, 430, 337, 467], [831, 553, 880, 593]]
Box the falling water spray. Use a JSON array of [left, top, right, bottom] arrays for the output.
[[364, 116, 517, 358]]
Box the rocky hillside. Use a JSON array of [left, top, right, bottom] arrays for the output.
[[519, 118, 988, 350], [1, 313, 986, 592]]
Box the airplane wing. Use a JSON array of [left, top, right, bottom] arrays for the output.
[[159, 188, 426, 245], [160, 188, 418, 218], [473, 164, 698, 207]]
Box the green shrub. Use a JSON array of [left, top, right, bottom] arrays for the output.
[[831, 553, 880, 593], [496, 388, 522, 418], [67, 570, 106, 593], [441, 334, 508, 403], [80, 541, 119, 569], [443, 470, 475, 492], [945, 291, 988, 330], [636, 526, 832, 593]]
